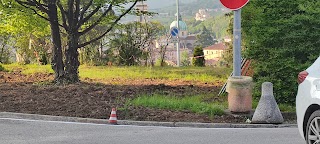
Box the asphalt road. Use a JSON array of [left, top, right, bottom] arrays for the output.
[[0, 118, 305, 144]]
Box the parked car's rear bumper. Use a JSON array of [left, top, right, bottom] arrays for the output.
[[296, 85, 308, 139]]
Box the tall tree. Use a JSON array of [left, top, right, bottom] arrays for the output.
[[13, 0, 140, 83], [195, 26, 215, 47]]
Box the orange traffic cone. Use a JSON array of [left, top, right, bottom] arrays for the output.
[[109, 108, 117, 124]]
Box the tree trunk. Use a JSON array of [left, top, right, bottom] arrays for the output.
[[160, 47, 165, 67], [160, 36, 170, 67], [47, 1, 65, 84], [65, 32, 80, 83]]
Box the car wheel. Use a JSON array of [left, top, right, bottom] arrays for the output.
[[306, 110, 320, 144]]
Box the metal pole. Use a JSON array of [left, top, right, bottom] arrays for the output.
[[176, 0, 180, 67], [233, 9, 241, 76]]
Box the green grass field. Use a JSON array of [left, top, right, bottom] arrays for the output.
[[79, 65, 231, 83], [2, 64, 231, 83]]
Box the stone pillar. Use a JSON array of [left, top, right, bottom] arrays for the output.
[[226, 76, 253, 113], [251, 82, 284, 124]]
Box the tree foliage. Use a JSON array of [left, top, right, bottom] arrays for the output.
[[242, 0, 320, 104], [7, 0, 141, 84], [0, 1, 51, 64], [195, 26, 216, 48], [108, 21, 163, 66], [220, 12, 233, 67]]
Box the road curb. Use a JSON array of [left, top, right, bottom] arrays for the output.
[[0, 112, 297, 128]]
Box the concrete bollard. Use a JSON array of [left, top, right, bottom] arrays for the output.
[[226, 76, 253, 113], [251, 82, 284, 124]]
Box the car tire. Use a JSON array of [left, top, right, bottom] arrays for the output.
[[306, 110, 320, 144]]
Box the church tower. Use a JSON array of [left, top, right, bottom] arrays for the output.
[[170, 13, 188, 39]]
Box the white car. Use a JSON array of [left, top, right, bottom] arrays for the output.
[[297, 56, 320, 144]]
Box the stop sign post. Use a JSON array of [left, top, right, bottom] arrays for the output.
[[220, 0, 249, 76]]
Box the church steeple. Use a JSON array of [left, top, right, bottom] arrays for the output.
[[175, 13, 182, 21]]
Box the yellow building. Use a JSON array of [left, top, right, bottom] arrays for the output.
[[203, 43, 227, 65]]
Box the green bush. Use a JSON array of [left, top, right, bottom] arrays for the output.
[[250, 59, 305, 104], [242, 0, 320, 105]]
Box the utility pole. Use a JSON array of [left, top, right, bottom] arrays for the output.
[[176, 0, 180, 67]]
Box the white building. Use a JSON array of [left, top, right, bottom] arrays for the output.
[[195, 9, 210, 21]]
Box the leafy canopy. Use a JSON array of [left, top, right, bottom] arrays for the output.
[[242, 0, 320, 104]]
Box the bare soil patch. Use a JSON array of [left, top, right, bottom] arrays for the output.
[[0, 71, 293, 124]]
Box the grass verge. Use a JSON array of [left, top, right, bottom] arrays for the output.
[[131, 94, 225, 116]]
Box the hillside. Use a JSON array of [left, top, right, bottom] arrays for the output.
[[149, 0, 231, 36], [122, 0, 231, 39], [151, 0, 229, 17], [146, 0, 196, 9], [124, 0, 229, 23]]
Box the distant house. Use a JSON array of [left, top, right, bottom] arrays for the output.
[[223, 36, 232, 43], [195, 9, 210, 21], [203, 43, 227, 66]]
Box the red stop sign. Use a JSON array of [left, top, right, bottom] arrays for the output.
[[220, 0, 249, 10]]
